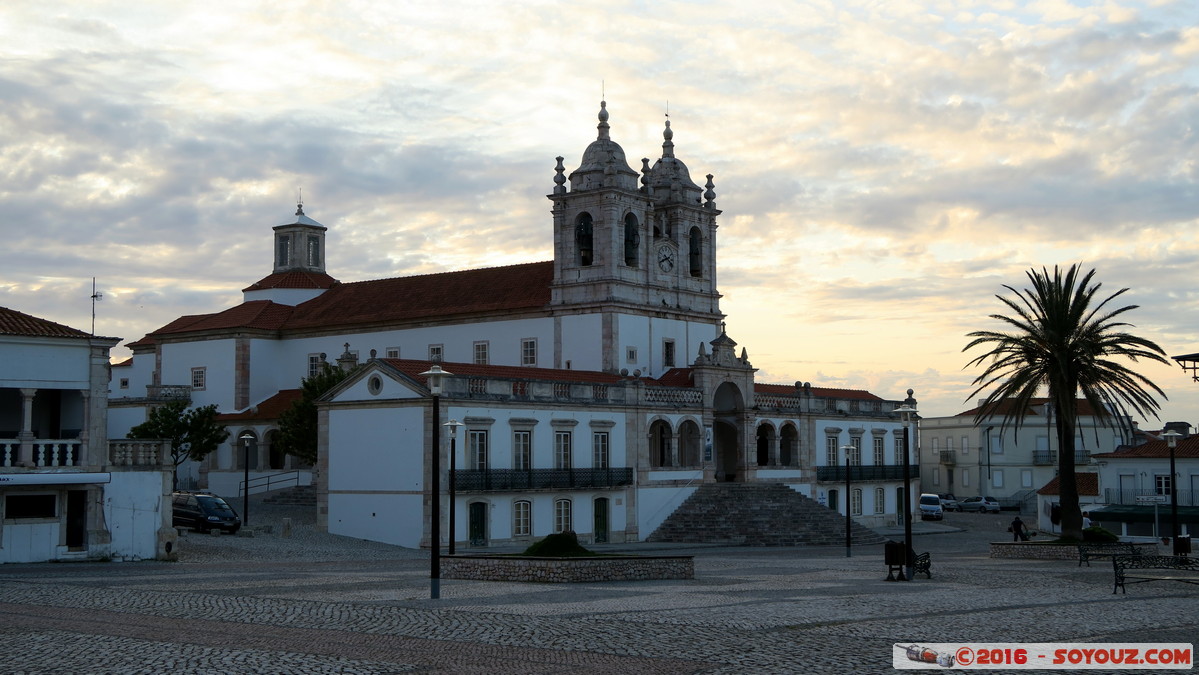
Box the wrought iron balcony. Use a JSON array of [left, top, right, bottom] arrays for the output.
[[938, 450, 956, 466], [1033, 450, 1056, 465], [816, 465, 911, 482], [453, 467, 634, 492], [1103, 488, 1196, 507]]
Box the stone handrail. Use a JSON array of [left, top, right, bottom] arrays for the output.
[[108, 439, 171, 468]]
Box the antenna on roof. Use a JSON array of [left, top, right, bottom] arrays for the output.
[[602, 80, 605, 99], [666, 100, 669, 118], [90, 277, 103, 336]]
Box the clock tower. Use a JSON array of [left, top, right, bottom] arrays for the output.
[[548, 102, 723, 375]]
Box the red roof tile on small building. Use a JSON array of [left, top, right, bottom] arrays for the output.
[[242, 270, 339, 292], [755, 382, 884, 401], [0, 305, 93, 339], [1037, 472, 1099, 496], [217, 389, 304, 422], [1092, 434, 1199, 460]]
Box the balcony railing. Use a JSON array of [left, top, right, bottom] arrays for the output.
[[1033, 450, 1056, 465], [0, 439, 84, 468], [1103, 488, 1196, 507], [453, 467, 634, 492], [108, 439, 170, 468], [938, 450, 956, 465], [816, 465, 911, 482], [146, 385, 191, 400]]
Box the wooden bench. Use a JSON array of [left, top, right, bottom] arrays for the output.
[[1078, 542, 1143, 567], [1112, 555, 1199, 594], [913, 552, 931, 579]]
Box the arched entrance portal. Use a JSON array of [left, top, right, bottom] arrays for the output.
[[712, 382, 745, 482]]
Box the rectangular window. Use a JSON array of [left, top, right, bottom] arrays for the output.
[[513, 431, 531, 471], [308, 354, 324, 378], [626, 347, 637, 364], [469, 430, 489, 471], [1155, 474, 1172, 496], [473, 341, 489, 365], [593, 432, 610, 469], [428, 344, 443, 363], [825, 437, 838, 466], [307, 235, 321, 267], [513, 500, 531, 537], [962, 469, 970, 487], [850, 437, 862, 465], [119, 378, 129, 389], [191, 367, 206, 391], [276, 235, 290, 268], [933, 468, 940, 485], [5, 493, 57, 519], [991, 434, 1003, 454], [521, 339, 537, 366], [554, 431, 572, 469], [663, 339, 676, 368], [554, 499, 572, 533], [992, 470, 1004, 488], [873, 437, 884, 466], [385, 347, 400, 359], [874, 487, 885, 514], [1021, 469, 1033, 488], [851, 488, 862, 516], [961, 435, 970, 455]]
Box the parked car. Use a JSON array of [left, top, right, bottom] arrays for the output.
[[958, 496, 1001, 513], [918, 493, 944, 520], [938, 493, 959, 511], [172, 491, 242, 534]]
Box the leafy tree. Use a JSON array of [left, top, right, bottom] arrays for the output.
[[129, 399, 230, 490], [964, 264, 1168, 540], [274, 364, 356, 466]]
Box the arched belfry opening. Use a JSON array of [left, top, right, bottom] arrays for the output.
[[713, 381, 744, 482]]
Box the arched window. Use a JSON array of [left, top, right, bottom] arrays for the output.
[[780, 424, 798, 466], [576, 213, 593, 266], [624, 213, 640, 266], [688, 226, 702, 277], [678, 420, 701, 466], [554, 498, 573, 533], [756, 424, 774, 466], [650, 420, 673, 468]]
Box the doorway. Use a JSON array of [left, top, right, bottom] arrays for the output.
[[66, 490, 86, 550], [593, 497, 609, 543], [468, 502, 488, 546]]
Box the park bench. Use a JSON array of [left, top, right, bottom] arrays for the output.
[[885, 543, 931, 580], [1078, 542, 1143, 567], [1111, 555, 1199, 594]]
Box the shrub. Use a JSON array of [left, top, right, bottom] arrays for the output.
[[521, 531, 596, 557], [1082, 526, 1119, 543]]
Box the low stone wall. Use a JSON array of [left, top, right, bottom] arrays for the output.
[[442, 555, 694, 583], [989, 542, 1079, 560]]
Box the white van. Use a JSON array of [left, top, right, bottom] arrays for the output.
[[918, 493, 944, 521]]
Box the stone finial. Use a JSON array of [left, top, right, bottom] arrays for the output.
[[661, 118, 675, 158], [553, 156, 567, 195], [704, 174, 716, 209], [641, 158, 652, 194], [597, 100, 610, 140]]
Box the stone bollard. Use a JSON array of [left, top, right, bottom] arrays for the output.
[[282, 517, 292, 538]]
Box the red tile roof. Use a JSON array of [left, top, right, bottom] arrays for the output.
[[381, 358, 637, 387], [137, 262, 554, 344], [217, 389, 304, 422], [656, 368, 695, 387], [0, 305, 93, 339], [1092, 434, 1199, 459], [242, 270, 339, 292], [1037, 472, 1099, 496], [755, 382, 884, 401], [956, 398, 1104, 418], [112, 358, 133, 368]]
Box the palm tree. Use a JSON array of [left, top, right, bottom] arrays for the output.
[[964, 264, 1168, 539]]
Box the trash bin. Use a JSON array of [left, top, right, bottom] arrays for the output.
[[885, 540, 905, 566], [1175, 535, 1191, 555]]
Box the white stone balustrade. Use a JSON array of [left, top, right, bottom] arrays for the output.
[[108, 440, 169, 467]]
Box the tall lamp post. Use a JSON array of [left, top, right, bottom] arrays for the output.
[[239, 431, 255, 526], [896, 403, 917, 581], [1163, 429, 1182, 554], [444, 419, 465, 555], [841, 443, 854, 557], [420, 365, 451, 599]]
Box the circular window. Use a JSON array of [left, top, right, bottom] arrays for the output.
[[367, 375, 383, 396]]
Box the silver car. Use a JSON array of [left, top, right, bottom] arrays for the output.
[[958, 496, 1001, 513]]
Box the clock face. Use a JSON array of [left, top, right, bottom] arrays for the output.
[[658, 246, 675, 272]]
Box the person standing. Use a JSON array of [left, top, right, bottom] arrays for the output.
[[1082, 512, 1092, 529], [1010, 516, 1028, 542]]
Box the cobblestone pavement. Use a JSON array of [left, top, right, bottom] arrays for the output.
[[1, 503, 1195, 674]]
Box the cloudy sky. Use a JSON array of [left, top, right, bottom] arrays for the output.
[[3, 0, 1198, 425]]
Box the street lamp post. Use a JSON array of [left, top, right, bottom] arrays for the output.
[[239, 431, 255, 527], [420, 365, 452, 599], [1163, 429, 1182, 554], [841, 443, 854, 558], [444, 419, 465, 556], [896, 403, 917, 581]]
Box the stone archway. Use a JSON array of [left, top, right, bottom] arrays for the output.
[[712, 382, 745, 482]]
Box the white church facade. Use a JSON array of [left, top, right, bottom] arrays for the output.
[[109, 102, 920, 549]]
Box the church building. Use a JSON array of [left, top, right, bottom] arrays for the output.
[[110, 102, 919, 549]]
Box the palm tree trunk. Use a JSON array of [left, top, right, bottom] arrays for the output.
[[1054, 398, 1083, 539]]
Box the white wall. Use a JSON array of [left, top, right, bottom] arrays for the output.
[[638, 485, 698, 537], [103, 471, 171, 561], [0, 337, 90, 389]]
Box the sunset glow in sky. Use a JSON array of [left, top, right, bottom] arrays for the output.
[[3, 1, 1198, 424]]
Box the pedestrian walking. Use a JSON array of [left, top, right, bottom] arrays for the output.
[[1010, 516, 1028, 542]]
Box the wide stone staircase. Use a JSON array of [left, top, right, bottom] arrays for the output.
[[646, 483, 885, 546], [261, 484, 317, 506]]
